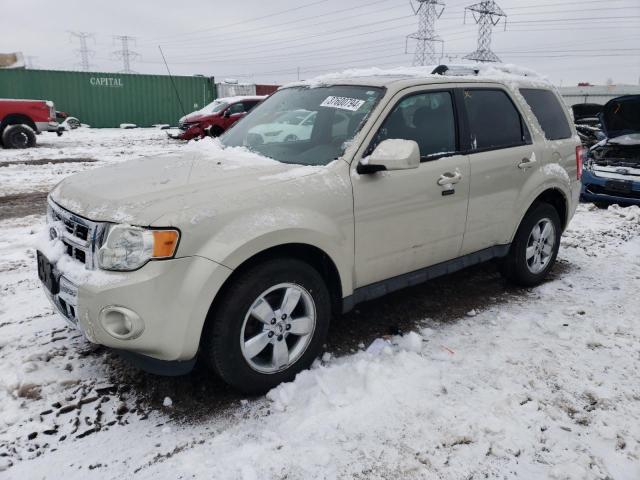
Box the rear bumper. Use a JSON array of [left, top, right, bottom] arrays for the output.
[[581, 169, 640, 205]]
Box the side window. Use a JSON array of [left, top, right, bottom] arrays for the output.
[[519, 88, 572, 140], [228, 103, 245, 115], [463, 89, 529, 150], [374, 91, 457, 159], [244, 101, 259, 112]]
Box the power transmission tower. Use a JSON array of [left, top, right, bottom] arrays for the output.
[[113, 35, 140, 73], [463, 1, 507, 63], [406, 0, 445, 66], [69, 31, 95, 71]]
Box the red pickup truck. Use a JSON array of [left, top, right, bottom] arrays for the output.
[[0, 98, 61, 149]]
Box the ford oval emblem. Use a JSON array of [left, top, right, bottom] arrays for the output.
[[49, 226, 58, 240]]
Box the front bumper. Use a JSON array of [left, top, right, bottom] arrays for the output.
[[581, 169, 640, 206], [40, 253, 233, 368]]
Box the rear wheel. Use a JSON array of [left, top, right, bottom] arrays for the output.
[[201, 258, 331, 394], [1, 124, 36, 149], [501, 203, 561, 287]]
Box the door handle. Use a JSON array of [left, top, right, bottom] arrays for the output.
[[518, 157, 537, 169], [437, 171, 462, 186]]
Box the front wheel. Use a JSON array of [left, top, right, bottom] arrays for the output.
[[501, 203, 562, 287], [201, 258, 331, 394]]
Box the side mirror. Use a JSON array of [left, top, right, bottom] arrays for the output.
[[223, 110, 231, 118], [357, 139, 420, 174]]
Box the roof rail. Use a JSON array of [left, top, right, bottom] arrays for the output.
[[431, 65, 480, 76], [431, 64, 540, 79]]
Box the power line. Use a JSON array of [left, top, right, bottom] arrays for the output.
[[142, 0, 397, 48], [146, 0, 330, 43]]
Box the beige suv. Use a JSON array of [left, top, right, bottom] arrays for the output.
[[38, 65, 582, 393]]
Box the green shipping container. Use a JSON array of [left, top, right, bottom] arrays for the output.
[[0, 69, 216, 128]]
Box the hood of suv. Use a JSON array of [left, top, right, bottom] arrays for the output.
[[50, 146, 321, 225], [600, 95, 640, 139]]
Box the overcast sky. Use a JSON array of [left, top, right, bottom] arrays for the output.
[[3, 0, 639, 86]]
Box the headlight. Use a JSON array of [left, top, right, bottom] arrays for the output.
[[98, 225, 180, 271]]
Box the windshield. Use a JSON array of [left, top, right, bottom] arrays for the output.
[[203, 100, 228, 114], [221, 85, 384, 166]]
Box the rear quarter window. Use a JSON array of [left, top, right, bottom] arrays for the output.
[[519, 88, 572, 140]]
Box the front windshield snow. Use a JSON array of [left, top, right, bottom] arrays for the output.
[[220, 85, 384, 166], [204, 100, 228, 113]]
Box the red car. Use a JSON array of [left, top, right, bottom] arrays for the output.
[[171, 95, 266, 141], [0, 98, 62, 148]]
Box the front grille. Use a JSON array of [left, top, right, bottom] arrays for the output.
[[48, 199, 105, 270]]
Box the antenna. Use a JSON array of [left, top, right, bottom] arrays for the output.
[[406, 0, 445, 66], [463, 1, 507, 63], [113, 35, 140, 73], [69, 32, 95, 71], [158, 46, 187, 118]]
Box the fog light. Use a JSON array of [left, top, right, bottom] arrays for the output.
[[99, 306, 144, 340]]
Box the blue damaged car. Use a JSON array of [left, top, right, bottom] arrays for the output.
[[581, 95, 640, 208]]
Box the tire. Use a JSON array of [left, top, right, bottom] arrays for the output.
[[2, 124, 36, 149], [209, 126, 224, 137], [201, 258, 331, 394], [501, 202, 562, 287], [284, 134, 298, 142]]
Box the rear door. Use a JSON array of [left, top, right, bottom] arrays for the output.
[[457, 86, 540, 255], [352, 87, 471, 287]]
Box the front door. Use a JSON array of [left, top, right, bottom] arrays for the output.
[[353, 88, 471, 287]]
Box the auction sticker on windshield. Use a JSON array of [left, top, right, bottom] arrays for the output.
[[320, 96, 366, 112]]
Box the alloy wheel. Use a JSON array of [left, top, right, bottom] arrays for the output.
[[525, 218, 556, 274], [240, 283, 316, 374]]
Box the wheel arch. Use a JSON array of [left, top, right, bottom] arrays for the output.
[[207, 243, 345, 322], [0, 114, 37, 133], [514, 187, 569, 241]]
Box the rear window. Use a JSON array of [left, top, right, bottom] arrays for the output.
[[520, 88, 572, 140]]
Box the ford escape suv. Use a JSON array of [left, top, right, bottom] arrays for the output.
[[38, 65, 582, 393]]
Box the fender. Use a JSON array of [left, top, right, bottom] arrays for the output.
[[196, 210, 354, 298], [508, 166, 572, 243]]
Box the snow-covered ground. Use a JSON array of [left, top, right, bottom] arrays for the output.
[[1, 129, 639, 479]]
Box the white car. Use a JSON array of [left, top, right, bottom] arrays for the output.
[[248, 110, 317, 144]]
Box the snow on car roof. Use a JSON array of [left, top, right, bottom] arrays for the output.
[[283, 63, 550, 90], [214, 95, 267, 103]]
